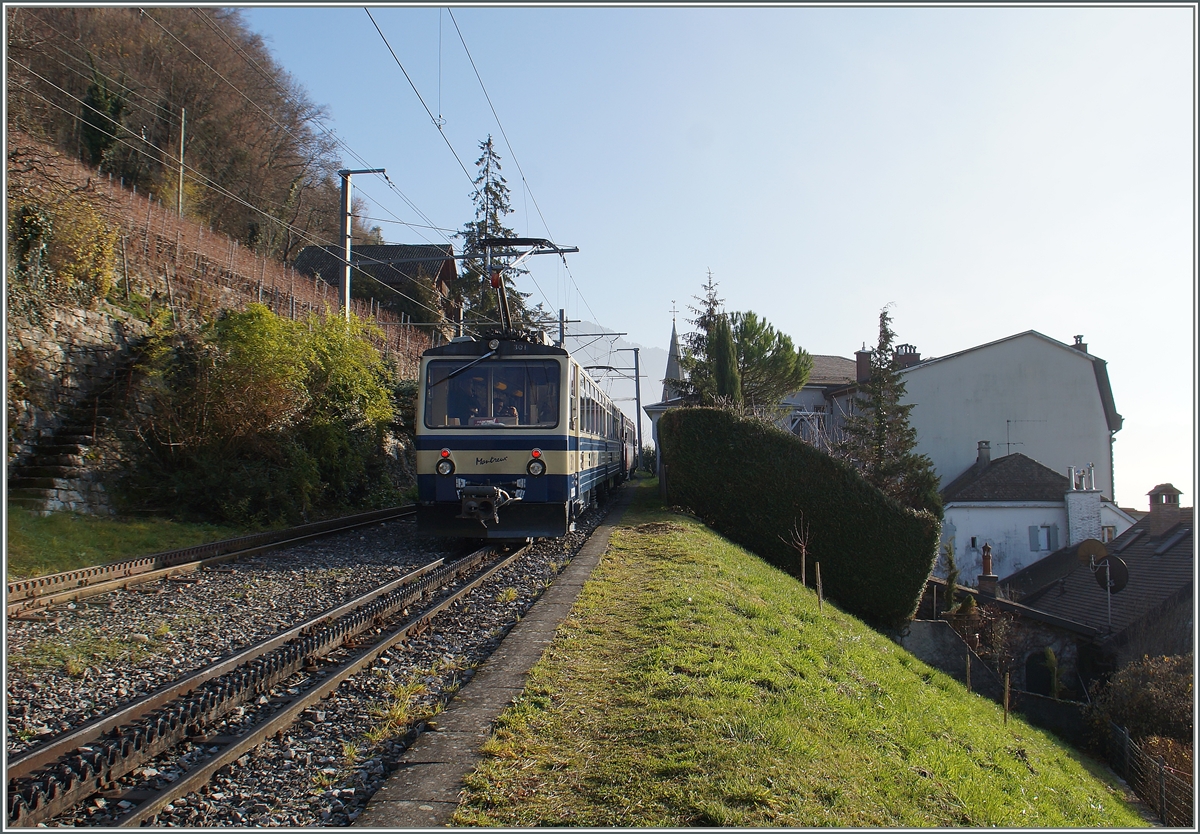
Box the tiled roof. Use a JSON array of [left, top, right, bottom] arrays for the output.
[[1017, 510, 1194, 643], [940, 452, 1069, 502], [294, 244, 456, 289], [807, 354, 856, 385]]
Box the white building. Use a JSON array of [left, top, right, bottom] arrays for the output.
[[937, 441, 1137, 580], [817, 331, 1123, 502], [780, 355, 856, 444]]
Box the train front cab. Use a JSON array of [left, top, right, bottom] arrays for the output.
[[416, 339, 631, 539], [416, 339, 571, 539]]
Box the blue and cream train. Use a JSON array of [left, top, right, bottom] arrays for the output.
[[415, 332, 637, 539]]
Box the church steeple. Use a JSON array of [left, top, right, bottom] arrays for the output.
[[663, 320, 683, 401]]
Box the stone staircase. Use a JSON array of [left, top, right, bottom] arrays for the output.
[[7, 351, 143, 515]]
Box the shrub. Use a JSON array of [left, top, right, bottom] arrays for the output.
[[124, 305, 400, 524], [45, 195, 118, 299], [1087, 653, 1193, 743], [7, 190, 117, 302], [639, 444, 657, 474], [658, 407, 939, 628]]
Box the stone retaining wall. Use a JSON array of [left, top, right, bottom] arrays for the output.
[[6, 302, 149, 471]]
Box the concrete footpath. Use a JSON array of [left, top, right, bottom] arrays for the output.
[[354, 485, 636, 828]]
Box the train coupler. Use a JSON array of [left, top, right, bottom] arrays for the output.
[[457, 485, 514, 525]]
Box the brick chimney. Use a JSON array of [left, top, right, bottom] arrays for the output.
[[896, 343, 921, 369], [1147, 484, 1183, 536], [1070, 335, 1088, 353], [855, 345, 872, 383]]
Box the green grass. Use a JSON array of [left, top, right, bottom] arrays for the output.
[[5, 505, 252, 580], [453, 484, 1146, 827], [8, 628, 155, 677]]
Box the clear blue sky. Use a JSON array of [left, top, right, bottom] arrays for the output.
[[240, 5, 1195, 510]]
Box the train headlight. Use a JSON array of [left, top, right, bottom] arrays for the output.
[[527, 458, 546, 477], [436, 450, 455, 476]]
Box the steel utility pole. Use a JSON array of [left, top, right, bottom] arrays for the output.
[[614, 348, 644, 471], [339, 168, 386, 321], [633, 347, 643, 471]]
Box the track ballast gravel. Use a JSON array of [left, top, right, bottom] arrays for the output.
[[6, 497, 616, 827]]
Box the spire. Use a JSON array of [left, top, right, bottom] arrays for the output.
[[663, 320, 683, 401]]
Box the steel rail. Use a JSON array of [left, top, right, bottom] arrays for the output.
[[6, 506, 415, 617], [6, 556, 444, 781], [5, 544, 502, 827], [113, 543, 532, 827]]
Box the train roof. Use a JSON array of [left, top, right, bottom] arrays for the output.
[[423, 335, 568, 359]]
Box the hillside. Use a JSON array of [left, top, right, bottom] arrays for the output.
[[453, 483, 1146, 827]]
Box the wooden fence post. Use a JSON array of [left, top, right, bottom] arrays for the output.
[[816, 563, 823, 612], [121, 236, 130, 302], [965, 653, 971, 693], [1003, 673, 1010, 724], [1158, 756, 1168, 824]]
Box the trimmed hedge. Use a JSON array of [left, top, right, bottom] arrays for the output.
[[658, 407, 940, 629]]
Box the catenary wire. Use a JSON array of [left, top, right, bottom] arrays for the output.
[[364, 7, 481, 203], [18, 10, 473, 315], [363, 7, 563, 324], [144, 5, 444, 244], [446, 8, 599, 326], [19, 10, 508, 333], [18, 71, 468, 327], [191, 8, 456, 245]]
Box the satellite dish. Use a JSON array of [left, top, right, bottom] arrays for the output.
[[1094, 555, 1129, 594], [1077, 538, 1108, 565]]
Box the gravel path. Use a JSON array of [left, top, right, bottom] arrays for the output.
[[7, 497, 618, 827]]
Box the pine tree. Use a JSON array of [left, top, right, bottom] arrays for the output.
[[80, 61, 125, 167], [677, 270, 724, 402], [836, 307, 942, 516], [730, 311, 813, 412], [678, 272, 812, 411], [710, 313, 742, 406], [453, 136, 546, 331]]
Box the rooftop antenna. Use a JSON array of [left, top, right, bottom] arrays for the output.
[[1002, 419, 1046, 456], [1078, 539, 1127, 632]]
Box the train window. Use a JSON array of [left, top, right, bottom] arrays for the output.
[[570, 364, 578, 430], [424, 359, 561, 428]]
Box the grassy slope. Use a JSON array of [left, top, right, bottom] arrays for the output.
[[5, 506, 250, 580], [453, 483, 1145, 827]]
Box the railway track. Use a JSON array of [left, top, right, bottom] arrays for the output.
[[6, 542, 527, 827], [6, 505, 416, 618]]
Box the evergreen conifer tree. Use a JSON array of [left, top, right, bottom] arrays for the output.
[[836, 307, 942, 516], [677, 270, 724, 402], [453, 136, 547, 331], [710, 313, 742, 406], [80, 62, 124, 167], [678, 272, 812, 411]]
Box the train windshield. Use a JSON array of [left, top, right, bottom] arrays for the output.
[[424, 359, 561, 428]]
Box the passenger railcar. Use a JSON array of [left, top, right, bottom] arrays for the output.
[[415, 332, 633, 539]]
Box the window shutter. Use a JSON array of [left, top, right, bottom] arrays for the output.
[[1048, 524, 1059, 552], [1028, 526, 1040, 551]]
